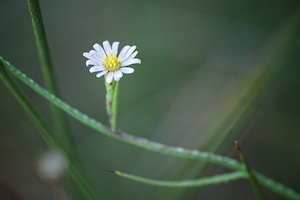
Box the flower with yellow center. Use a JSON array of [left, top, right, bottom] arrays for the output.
[[83, 40, 141, 83]]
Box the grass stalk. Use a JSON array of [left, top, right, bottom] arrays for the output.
[[111, 170, 247, 188], [235, 141, 266, 200], [27, 0, 75, 160]]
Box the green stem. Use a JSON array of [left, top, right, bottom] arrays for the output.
[[0, 64, 99, 200], [105, 80, 119, 131], [112, 81, 119, 130], [255, 172, 300, 200], [27, 0, 75, 160], [235, 141, 266, 200], [1, 57, 299, 200], [112, 170, 247, 188]]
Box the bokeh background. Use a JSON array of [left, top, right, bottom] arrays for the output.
[[1, 0, 300, 199]]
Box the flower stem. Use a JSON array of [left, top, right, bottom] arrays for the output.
[[0, 64, 99, 200], [235, 141, 266, 200], [111, 170, 247, 188], [105, 80, 119, 131], [27, 0, 75, 160]]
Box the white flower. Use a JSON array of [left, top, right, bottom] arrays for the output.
[[83, 40, 141, 83], [37, 150, 68, 182]]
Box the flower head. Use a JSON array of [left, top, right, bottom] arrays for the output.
[[83, 40, 141, 83]]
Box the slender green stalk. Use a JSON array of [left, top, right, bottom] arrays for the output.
[[255, 173, 300, 200], [235, 141, 266, 200], [27, 0, 75, 160], [112, 81, 119, 130], [112, 170, 247, 188], [0, 64, 99, 200], [1, 57, 299, 199], [105, 80, 119, 131], [27, 0, 54, 89]]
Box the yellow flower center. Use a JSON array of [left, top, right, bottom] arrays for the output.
[[104, 55, 121, 72]]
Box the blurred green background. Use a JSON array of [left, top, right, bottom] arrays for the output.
[[1, 0, 300, 199]]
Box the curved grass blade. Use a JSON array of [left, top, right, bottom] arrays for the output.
[[111, 170, 247, 188]]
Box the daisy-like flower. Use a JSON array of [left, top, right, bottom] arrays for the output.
[[83, 40, 141, 83]]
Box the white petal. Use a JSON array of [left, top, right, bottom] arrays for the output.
[[106, 72, 114, 83], [83, 52, 89, 57], [120, 67, 134, 74], [93, 43, 103, 52], [96, 70, 107, 78], [93, 43, 106, 59], [86, 60, 99, 66], [89, 50, 97, 56], [114, 76, 120, 82], [102, 40, 112, 56], [111, 42, 120, 56], [83, 52, 94, 60], [121, 58, 141, 67], [84, 51, 103, 65], [114, 71, 123, 81], [84, 50, 100, 59], [89, 66, 105, 73], [89, 50, 101, 59], [118, 45, 130, 60], [121, 46, 136, 61], [93, 43, 102, 51], [90, 50, 106, 63], [122, 51, 138, 63], [114, 70, 123, 79]]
